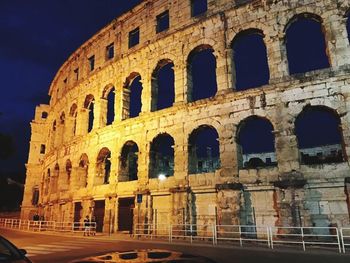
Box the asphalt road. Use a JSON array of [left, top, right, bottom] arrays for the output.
[[1, 228, 350, 263]]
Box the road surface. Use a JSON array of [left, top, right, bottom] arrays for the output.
[[1, 228, 349, 263]]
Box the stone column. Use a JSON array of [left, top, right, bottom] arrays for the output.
[[215, 43, 231, 94], [265, 34, 289, 82], [324, 14, 350, 69], [93, 98, 102, 130], [218, 123, 239, 180], [76, 108, 89, 136], [173, 142, 188, 186], [141, 75, 151, 114], [173, 61, 185, 105], [274, 103, 300, 173], [99, 98, 108, 128]]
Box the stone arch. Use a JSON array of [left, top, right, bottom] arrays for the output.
[[151, 59, 175, 111], [78, 153, 89, 188], [69, 103, 78, 136], [236, 115, 276, 169], [231, 28, 270, 91], [95, 147, 112, 185], [122, 72, 142, 119], [284, 13, 330, 74], [102, 85, 116, 126], [187, 44, 217, 102], [119, 141, 139, 182], [149, 133, 175, 179], [84, 94, 95, 132], [295, 105, 344, 164], [188, 125, 220, 174]]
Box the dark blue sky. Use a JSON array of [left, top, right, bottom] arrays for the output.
[[0, 1, 142, 176]]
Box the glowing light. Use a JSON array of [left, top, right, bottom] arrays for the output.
[[158, 174, 166, 181]]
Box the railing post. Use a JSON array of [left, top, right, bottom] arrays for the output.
[[27, 220, 30, 230], [212, 224, 216, 245], [267, 227, 270, 248], [270, 227, 274, 249], [335, 228, 342, 254], [169, 224, 172, 243], [190, 224, 193, 244], [239, 225, 243, 247], [340, 228, 345, 253], [301, 227, 305, 251]]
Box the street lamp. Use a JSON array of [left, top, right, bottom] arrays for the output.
[[158, 174, 166, 181]]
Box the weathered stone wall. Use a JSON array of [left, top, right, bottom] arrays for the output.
[[22, 0, 350, 232]]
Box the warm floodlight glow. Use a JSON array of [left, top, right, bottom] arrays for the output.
[[158, 174, 166, 181]]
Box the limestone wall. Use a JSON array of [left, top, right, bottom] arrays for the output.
[[22, 0, 350, 231]]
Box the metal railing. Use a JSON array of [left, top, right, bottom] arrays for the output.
[[2, 218, 350, 253], [0, 218, 96, 234], [269, 226, 341, 253], [340, 227, 350, 253]]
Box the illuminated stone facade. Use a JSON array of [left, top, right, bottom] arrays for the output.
[[22, 0, 350, 233]]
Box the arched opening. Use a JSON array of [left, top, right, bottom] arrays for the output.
[[104, 86, 115, 125], [347, 11, 350, 43], [52, 164, 59, 193], [187, 45, 217, 102], [124, 73, 142, 118], [285, 13, 330, 74], [60, 112, 65, 125], [149, 133, 175, 179], [96, 147, 112, 185], [65, 159, 72, 187], [119, 141, 138, 182], [151, 60, 175, 111], [78, 154, 89, 188], [295, 106, 344, 164], [84, 94, 95, 132], [236, 116, 276, 169], [44, 169, 50, 195], [188, 125, 220, 174], [69, 103, 78, 136], [231, 29, 270, 91]]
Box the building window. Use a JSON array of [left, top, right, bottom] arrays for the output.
[[41, 112, 48, 119], [191, 0, 207, 17], [63, 78, 67, 85], [32, 188, 39, 206], [129, 27, 140, 48], [156, 10, 169, 33], [88, 55, 95, 71], [40, 144, 46, 154], [74, 68, 79, 81], [106, 43, 114, 60]]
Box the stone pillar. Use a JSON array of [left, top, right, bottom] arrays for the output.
[[77, 108, 89, 136], [173, 142, 188, 185], [93, 99, 102, 130], [215, 44, 231, 94], [121, 87, 130, 120], [141, 75, 151, 114], [274, 103, 300, 173], [218, 123, 238, 180], [137, 137, 149, 187], [265, 34, 289, 81], [173, 61, 185, 105], [65, 116, 75, 142], [324, 14, 350, 69], [99, 98, 108, 128], [216, 189, 241, 225], [104, 196, 117, 233]]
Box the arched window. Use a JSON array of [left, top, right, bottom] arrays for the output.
[[104, 87, 115, 125], [84, 95, 95, 132], [149, 133, 175, 178], [119, 141, 138, 182], [188, 125, 220, 174], [78, 154, 89, 188], [52, 164, 59, 193], [66, 159, 72, 186], [45, 169, 50, 195], [285, 13, 330, 74], [151, 60, 175, 111], [232, 29, 270, 91], [69, 104, 78, 136], [124, 73, 142, 118], [236, 116, 276, 169], [295, 106, 344, 164], [60, 112, 65, 125], [31, 186, 39, 206], [187, 45, 217, 102], [96, 147, 111, 185]]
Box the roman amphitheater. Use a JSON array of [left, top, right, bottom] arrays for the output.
[[22, 0, 350, 234]]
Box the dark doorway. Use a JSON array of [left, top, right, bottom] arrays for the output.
[[74, 202, 82, 223], [94, 200, 105, 232], [118, 197, 134, 232]]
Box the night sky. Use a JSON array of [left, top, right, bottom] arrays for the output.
[[0, 1, 342, 210], [0, 1, 142, 176]]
